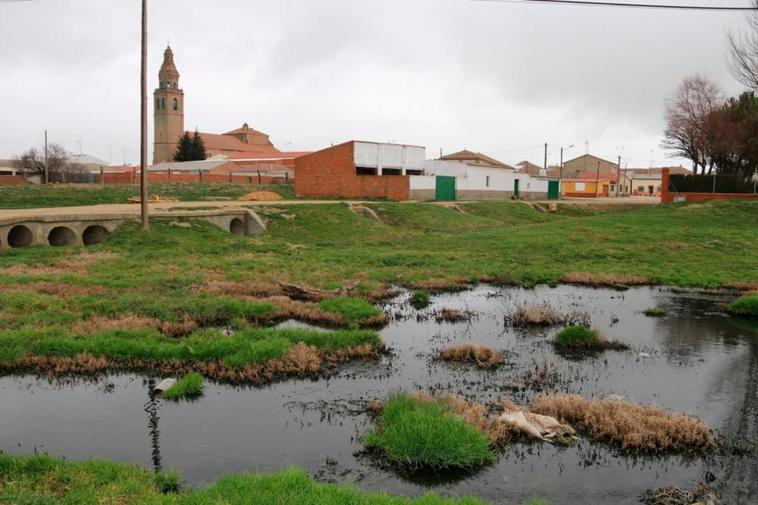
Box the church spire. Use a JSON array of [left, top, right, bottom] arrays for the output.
[[158, 46, 180, 90]]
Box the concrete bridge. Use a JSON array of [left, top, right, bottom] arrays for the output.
[[0, 207, 266, 251]]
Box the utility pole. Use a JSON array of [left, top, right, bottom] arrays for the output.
[[544, 142, 548, 171], [595, 160, 601, 198], [43, 130, 48, 184], [559, 146, 564, 194], [139, 0, 149, 231], [616, 155, 621, 197]]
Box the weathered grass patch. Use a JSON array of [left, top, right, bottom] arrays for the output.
[[437, 344, 504, 369], [531, 394, 713, 455], [728, 293, 758, 318], [0, 454, 494, 504], [554, 326, 629, 353], [508, 304, 589, 327], [363, 393, 496, 472], [163, 372, 204, 401], [643, 307, 667, 317]]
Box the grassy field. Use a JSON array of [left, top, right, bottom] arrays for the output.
[[0, 199, 755, 375], [0, 183, 295, 208], [2, 454, 541, 505]]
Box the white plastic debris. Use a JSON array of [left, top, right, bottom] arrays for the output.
[[499, 410, 576, 441], [638, 352, 652, 359], [154, 378, 177, 393]]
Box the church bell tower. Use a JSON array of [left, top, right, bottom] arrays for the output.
[[153, 46, 185, 164]]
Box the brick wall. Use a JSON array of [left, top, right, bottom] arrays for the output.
[[661, 168, 758, 203], [295, 141, 410, 200], [0, 175, 26, 185]]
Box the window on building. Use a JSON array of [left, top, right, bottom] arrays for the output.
[[656, 186, 661, 192], [382, 168, 402, 176], [637, 186, 644, 192], [155, 98, 160, 111], [173, 98, 178, 111], [406, 169, 423, 176], [356, 166, 377, 176], [486, 175, 490, 188], [576, 182, 586, 191], [161, 97, 165, 109]]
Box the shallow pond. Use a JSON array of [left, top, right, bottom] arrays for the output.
[[1, 285, 756, 504]]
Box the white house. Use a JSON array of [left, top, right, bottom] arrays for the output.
[[409, 150, 557, 201]]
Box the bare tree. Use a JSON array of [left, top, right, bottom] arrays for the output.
[[13, 143, 83, 183], [728, 1, 758, 91], [662, 75, 722, 174]]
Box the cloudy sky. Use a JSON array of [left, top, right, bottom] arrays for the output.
[[0, 0, 753, 168]]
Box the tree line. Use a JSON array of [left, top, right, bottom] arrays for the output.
[[663, 2, 758, 181]]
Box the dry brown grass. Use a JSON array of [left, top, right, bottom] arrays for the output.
[[531, 394, 713, 454], [438, 344, 504, 369], [0, 252, 119, 278], [433, 308, 470, 323], [407, 277, 470, 293], [195, 281, 284, 298], [0, 343, 384, 385], [665, 241, 688, 251], [72, 315, 160, 334], [561, 272, 649, 287], [0, 282, 106, 298], [158, 316, 199, 338]]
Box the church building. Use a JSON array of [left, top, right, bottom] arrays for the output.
[[153, 46, 295, 165]]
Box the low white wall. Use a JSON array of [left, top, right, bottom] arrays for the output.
[[354, 142, 425, 174]]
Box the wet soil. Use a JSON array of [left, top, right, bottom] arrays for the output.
[[1, 285, 756, 504]]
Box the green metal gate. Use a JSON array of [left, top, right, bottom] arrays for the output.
[[435, 176, 456, 201], [548, 180, 560, 200], [514, 179, 520, 198]]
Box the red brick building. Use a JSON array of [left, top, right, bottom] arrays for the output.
[[295, 141, 425, 200]]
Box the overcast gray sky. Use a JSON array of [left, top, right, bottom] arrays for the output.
[[0, 0, 752, 168]]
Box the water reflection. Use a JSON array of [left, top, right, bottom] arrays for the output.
[[143, 378, 163, 473]]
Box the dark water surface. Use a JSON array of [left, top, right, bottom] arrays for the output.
[[1, 285, 756, 504]]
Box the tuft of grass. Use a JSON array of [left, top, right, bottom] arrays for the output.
[[643, 307, 667, 317], [154, 470, 182, 493], [508, 305, 589, 327], [728, 293, 758, 318], [318, 297, 384, 325], [554, 326, 629, 352], [410, 290, 430, 309], [163, 372, 204, 401], [0, 454, 498, 504], [531, 394, 713, 455], [363, 393, 495, 472], [437, 344, 503, 369]]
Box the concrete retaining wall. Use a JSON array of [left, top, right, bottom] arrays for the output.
[[0, 208, 265, 251]]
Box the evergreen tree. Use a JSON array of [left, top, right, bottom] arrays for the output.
[[173, 130, 207, 162]]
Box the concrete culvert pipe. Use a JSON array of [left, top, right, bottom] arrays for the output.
[[48, 226, 78, 247], [83, 225, 111, 246], [8, 225, 33, 248], [230, 218, 246, 236]]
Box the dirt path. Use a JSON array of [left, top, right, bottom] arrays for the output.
[[0, 196, 658, 221]]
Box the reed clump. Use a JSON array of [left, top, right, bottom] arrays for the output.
[[531, 394, 713, 454], [437, 344, 504, 369], [509, 304, 589, 327]]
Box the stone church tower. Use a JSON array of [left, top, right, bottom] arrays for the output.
[[153, 46, 185, 164]]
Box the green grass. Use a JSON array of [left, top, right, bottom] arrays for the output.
[[163, 372, 204, 401], [643, 307, 667, 317], [0, 454, 507, 505], [554, 326, 599, 347], [363, 393, 495, 472], [155, 470, 182, 493], [728, 293, 758, 317], [319, 297, 382, 323], [411, 290, 431, 308], [0, 327, 380, 369], [0, 183, 294, 209]]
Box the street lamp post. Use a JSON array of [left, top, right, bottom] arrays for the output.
[[560, 145, 574, 199], [140, 0, 149, 231]]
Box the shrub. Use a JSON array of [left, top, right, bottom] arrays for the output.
[[154, 470, 181, 493], [728, 293, 758, 318], [643, 307, 666, 317], [363, 393, 495, 471], [163, 372, 204, 400], [410, 290, 430, 309]]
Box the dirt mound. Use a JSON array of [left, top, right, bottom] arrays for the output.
[[240, 191, 283, 202]]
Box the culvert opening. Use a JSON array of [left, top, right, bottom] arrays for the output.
[[83, 225, 111, 246], [230, 218, 246, 236], [8, 225, 33, 248], [48, 226, 77, 247]]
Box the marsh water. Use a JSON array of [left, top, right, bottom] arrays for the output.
[[1, 285, 756, 504]]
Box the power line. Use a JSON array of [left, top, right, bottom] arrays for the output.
[[475, 0, 758, 11]]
